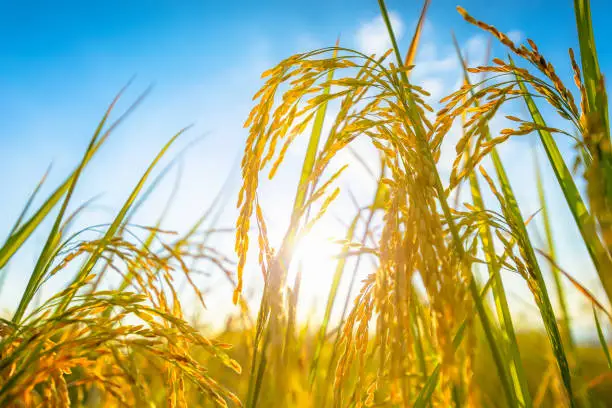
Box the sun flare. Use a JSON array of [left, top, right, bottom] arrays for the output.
[[292, 225, 341, 280]]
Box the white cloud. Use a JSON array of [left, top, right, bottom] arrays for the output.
[[412, 43, 458, 79], [420, 77, 444, 100], [464, 34, 488, 66], [507, 30, 523, 44], [295, 33, 323, 53], [356, 11, 404, 56]]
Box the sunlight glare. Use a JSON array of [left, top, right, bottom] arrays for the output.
[[290, 223, 343, 294]]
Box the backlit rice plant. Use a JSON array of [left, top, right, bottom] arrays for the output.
[[3, 0, 612, 406]]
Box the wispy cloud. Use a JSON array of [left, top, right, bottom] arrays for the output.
[[355, 11, 404, 55], [507, 29, 524, 44]]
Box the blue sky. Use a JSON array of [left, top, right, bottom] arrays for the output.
[[1, 0, 611, 331]]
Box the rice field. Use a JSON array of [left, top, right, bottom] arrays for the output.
[[2, 0, 612, 406]]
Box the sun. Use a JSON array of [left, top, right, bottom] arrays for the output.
[[289, 223, 344, 295]]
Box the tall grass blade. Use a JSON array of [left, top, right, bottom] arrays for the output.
[[513, 60, 612, 305], [12, 98, 119, 324], [404, 0, 430, 68], [292, 40, 339, 220], [573, 0, 609, 135], [593, 306, 612, 370], [56, 128, 185, 313], [6, 164, 52, 240], [535, 150, 574, 349], [0, 84, 147, 272], [453, 36, 533, 407]]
